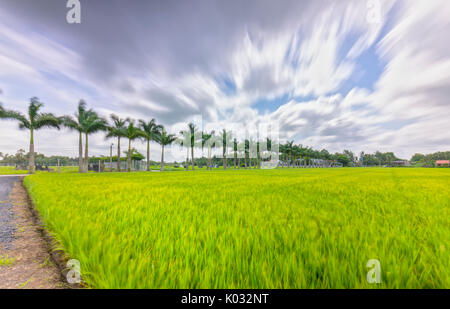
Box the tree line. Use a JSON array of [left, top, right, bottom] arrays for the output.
[[410, 151, 450, 167], [0, 98, 177, 173], [1, 97, 418, 174]]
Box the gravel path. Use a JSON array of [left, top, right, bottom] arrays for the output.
[[0, 176, 21, 250], [0, 176, 64, 288]]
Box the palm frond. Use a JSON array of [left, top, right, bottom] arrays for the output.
[[0, 104, 30, 129], [28, 97, 44, 123], [111, 114, 127, 129], [155, 129, 177, 146], [80, 108, 108, 134], [34, 113, 61, 130], [138, 118, 162, 140], [60, 115, 80, 131]]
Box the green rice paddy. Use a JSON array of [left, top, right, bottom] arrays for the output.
[[23, 168, 449, 288]]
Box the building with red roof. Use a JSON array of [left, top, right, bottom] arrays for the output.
[[435, 160, 450, 166]]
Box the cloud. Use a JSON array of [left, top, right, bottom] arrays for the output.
[[0, 0, 449, 162]]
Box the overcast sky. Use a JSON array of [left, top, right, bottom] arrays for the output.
[[0, 0, 449, 161]]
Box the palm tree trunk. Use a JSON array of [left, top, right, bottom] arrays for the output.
[[146, 139, 150, 171], [28, 128, 35, 174], [191, 146, 195, 171], [160, 145, 165, 171], [223, 146, 226, 170], [207, 146, 211, 170], [234, 151, 237, 169], [117, 136, 121, 172], [78, 131, 83, 173], [110, 145, 113, 172], [127, 139, 131, 172], [84, 133, 89, 173], [186, 147, 189, 171]]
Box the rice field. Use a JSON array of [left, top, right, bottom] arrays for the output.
[[23, 168, 449, 288]]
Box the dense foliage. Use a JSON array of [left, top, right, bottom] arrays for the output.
[[410, 151, 450, 167]]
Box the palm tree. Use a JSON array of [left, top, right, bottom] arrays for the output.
[[0, 97, 60, 174], [292, 144, 301, 168], [155, 128, 177, 171], [139, 119, 162, 171], [220, 129, 232, 169], [202, 130, 215, 170], [184, 122, 200, 171], [256, 140, 261, 169], [0, 103, 5, 118], [279, 144, 285, 167], [237, 140, 246, 169], [60, 100, 90, 173], [266, 137, 273, 162], [106, 114, 127, 172], [244, 139, 249, 168], [124, 119, 145, 172], [233, 138, 238, 169], [285, 141, 294, 168], [179, 129, 191, 171], [81, 109, 107, 172]]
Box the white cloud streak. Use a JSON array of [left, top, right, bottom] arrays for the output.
[[0, 0, 449, 161]]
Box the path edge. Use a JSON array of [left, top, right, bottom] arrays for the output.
[[20, 177, 83, 289]]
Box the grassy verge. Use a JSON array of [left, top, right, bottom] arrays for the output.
[[0, 166, 81, 175]]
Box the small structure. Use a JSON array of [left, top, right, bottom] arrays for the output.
[[89, 162, 104, 172], [390, 160, 410, 167], [435, 160, 450, 167], [261, 160, 278, 169]]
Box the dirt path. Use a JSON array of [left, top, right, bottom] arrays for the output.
[[0, 176, 65, 289]]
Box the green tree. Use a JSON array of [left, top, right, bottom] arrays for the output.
[[220, 129, 232, 169], [60, 100, 91, 173], [106, 114, 127, 172], [244, 139, 250, 168], [0, 97, 60, 174], [123, 148, 145, 161], [336, 154, 351, 166], [320, 149, 330, 160], [202, 130, 216, 170], [155, 128, 177, 171], [285, 141, 294, 168], [266, 137, 274, 161], [124, 119, 145, 172], [80, 108, 107, 172], [185, 123, 201, 171], [179, 129, 191, 171], [139, 119, 162, 171], [233, 138, 238, 169], [411, 153, 425, 163]]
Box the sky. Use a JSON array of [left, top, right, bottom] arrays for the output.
[[0, 0, 449, 162]]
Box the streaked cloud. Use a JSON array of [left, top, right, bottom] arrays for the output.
[[0, 0, 449, 161]]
